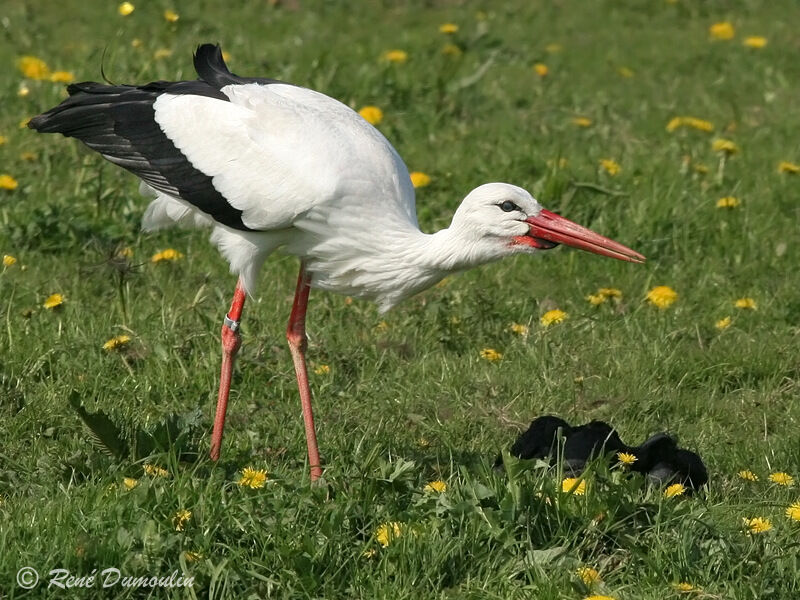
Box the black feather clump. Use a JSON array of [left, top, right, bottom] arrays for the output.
[[494, 415, 708, 492]]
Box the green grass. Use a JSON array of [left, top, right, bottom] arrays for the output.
[[2, 0, 800, 598]]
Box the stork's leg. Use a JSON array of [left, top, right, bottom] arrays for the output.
[[286, 263, 323, 481], [210, 279, 246, 461]]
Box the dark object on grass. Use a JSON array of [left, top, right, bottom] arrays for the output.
[[495, 416, 708, 491]]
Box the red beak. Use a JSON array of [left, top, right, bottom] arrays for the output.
[[520, 209, 645, 263]]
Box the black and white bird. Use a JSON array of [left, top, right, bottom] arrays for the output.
[[30, 44, 644, 480]]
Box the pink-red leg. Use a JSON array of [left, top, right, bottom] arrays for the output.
[[286, 263, 323, 481], [210, 279, 246, 461]]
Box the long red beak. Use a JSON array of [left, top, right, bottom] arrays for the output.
[[521, 209, 645, 263]]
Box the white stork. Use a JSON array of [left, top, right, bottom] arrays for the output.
[[30, 44, 644, 480]]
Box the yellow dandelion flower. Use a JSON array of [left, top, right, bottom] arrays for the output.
[[439, 23, 458, 34], [715, 316, 732, 330], [572, 117, 592, 127], [509, 322, 529, 336], [20, 152, 37, 162], [734, 297, 757, 310], [646, 285, 678, 309], [583, 596, 615, 600], [0, 135, 7, 146], [540, 309, 567, 327], [424, 480, 447, 493], [122, 477, 138, 490], [17, 55, 50, 79], [117, 247, 134, 259], [785, 502, 800, 522], [173, 509, 191, 531], [778, 161, 800, 174], [164, 9, 179, 22], [533, 63, 548, 77], [102, 334, 131, 351], [417, 437, 431, 448], [375, 521, 403, 547], [738, 470, 758, 481], [666, 116, 714, 133], [693, 163, 709, 174], [154, 48, 173, 60], [18, 84, 30, 97], [599, 287, 622, 299], [743, 36, 767, 49], [673, 582, 699, 592], [600, 159, 621, 176], [617, 66, 634, 78], [383, 50, 408, 63], [43, 293, 64, 310], [576, 566, 602, 585], [442, 43, 462, 57], [664, 483, 686, 498], [49, 71, 75, 83], [769, 472, 793, 486], [3, 255, 17, 267], [184, 551, 203, 562], [709, 22, 735, 40], [545, 43, 562, 53], [562, 477, 587, 495], [617, 452, 637, 466], [143, 464, 169, 477], [480, 348, 503, 362], [410, 171, 431, 188], [151, 248, 183, 262], [712, 138, 739, 154], [716, 196, 740, 208], [314, 364, 331, 375], [358, 105, 383, 125], [587, 294, 605, 305], [131, 38, 143, 48], [0, 175, 19, 190], [238, 467, 268, 489], [19, 118, 31, 129], [375, 320, 390, 333], [743, 516, 772, 534], [118, 2, 135, 16]]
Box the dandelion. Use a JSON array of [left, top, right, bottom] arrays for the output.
[[118, 2, 135, 16], [131, 38, 143, 48], [572, 117, 592, 127], [314, 364, 331, 375], [442, 44, 462, 57], [375, 320, 389, 333], [154, 48, 173, 60], [664, 483, 686, 498], [383, 50, 408, 63], [600, 159, 620, 176], [173, 509, 191, 531], [646, 285, 678, 309], [743, 516, 772, 534], [480, 348, 503, 362], [738, 470, 758, 481], [533, 63, 548, 77], [545, 43, 562, 53], [778, 161, 800, 174], [417, 437, 431, 448], [164, 9, 179, 22], [375, 521, 404, 547], [0, 175, 19, 190], [438, 23, 458, 34], [238, 467, 268, 489], [540, 309, 567, 327], [734, 297, 757, 310], [19, 118, 31, 129], [151, 248, 183, 262], [743, 36, 767, 49], [122, 477, 138, 490], [43, 293, 64, 310], [15, 84, 27, 97], [424, 480, 447, 493], [117, 247, 134, 259], [709, 22, 735, 40], [715, 316, 732, 330], [20, 152, 37, 162], [617, 452, 637, 466], [184, 551, 203, 562], [0, 135, 7, 146], [143, 464, 169, 478], [509, 322, 529, 336], [769, 472, 793, 486], [49, 71, 74, 83], [673, 582, 699, 592], [103, 334, 131, 351], [17, 56, 50, 79], [583, 596, 615, 600], [358, 105, 383, 125], [3, 255, 17, 267], [576, 566, 602, 585], [618, 66, 634, 78], [785, 502, 800, 521], [712, 138, 739, 154], [693, 163, 709, 174], [666, 116, 714, 133], [410, 172, 431, 188], [716, 196, 740, 208], [587, 287, 622, 305], [587, 294, 605, 306], [562, 477, 587, 495], [222, 51, 232, 62]]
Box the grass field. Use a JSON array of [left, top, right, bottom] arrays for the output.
[[2, 0, 800, 598]]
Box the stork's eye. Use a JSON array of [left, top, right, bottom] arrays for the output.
[[499, 200, 521, 213]]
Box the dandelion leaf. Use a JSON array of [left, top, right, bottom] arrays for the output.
[[68, 392, 129, 459]]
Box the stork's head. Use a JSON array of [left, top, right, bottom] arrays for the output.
[[449, 183, 645, 265]]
